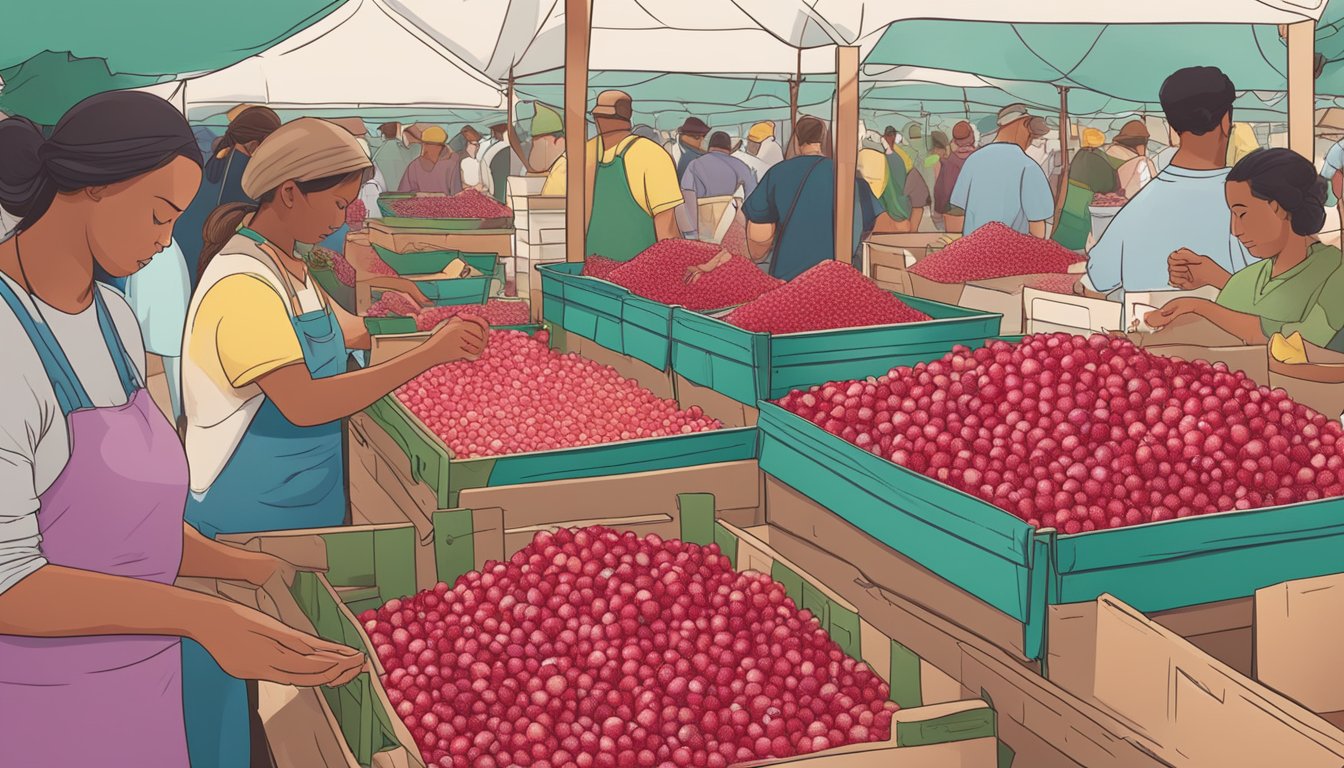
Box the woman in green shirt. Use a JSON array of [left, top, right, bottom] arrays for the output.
[[1149, 148, 1344, 345]]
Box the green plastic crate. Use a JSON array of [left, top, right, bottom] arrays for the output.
[[670, 294, 1002, 405], [364, 394, 758, 508], [756, 400, 1344, 663], [371, 243, 504, 286], [538, 262, 628, 357], [309, 265, 356, 314]]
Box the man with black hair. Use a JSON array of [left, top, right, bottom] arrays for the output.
[[1088, 66, 1251, 295], [679, 131, 758, 239]]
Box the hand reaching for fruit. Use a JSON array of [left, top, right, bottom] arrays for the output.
[[682, 248, 733, 284], [1144, 297, 1209, 329], [423, 315, 489, 365]]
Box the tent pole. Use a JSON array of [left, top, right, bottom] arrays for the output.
[[1052, 86, 1071, 233], [835, 45, 859, 266], [1287, 20, 1316, 162], [564, 0, 592, 263], [506, 69, 540, 174], [789, 46, 802, 144]]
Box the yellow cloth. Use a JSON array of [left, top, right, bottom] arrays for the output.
[[748, 121, 775, 142], [1270, 332, 1308, 364], [857, 148, 889, 198], [190, 274, 304, 388], [1081, 128, 1105, 149], [539, 136, 683, 216], [242, 118, 373, 199], [890, 144, 915, 173], [1227, 123, 1260, 167]]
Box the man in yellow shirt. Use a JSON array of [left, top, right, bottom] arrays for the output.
[[541, 90, 683, 261]]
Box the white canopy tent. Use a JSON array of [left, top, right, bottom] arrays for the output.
[[146, 0, 505, 124]]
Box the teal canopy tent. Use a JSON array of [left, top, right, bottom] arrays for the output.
[[0, 0, 348, 123]]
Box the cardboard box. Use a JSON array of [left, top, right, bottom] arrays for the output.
[[958, 274, 1066, 336], [1121, 314, 1270, 386], [366, 220, 513, 258], [1024, 288, 1124, 335], [1269, 356, 1344, 419], [1256, 573, 1344, 719], [1048, 594, 1344, 767]]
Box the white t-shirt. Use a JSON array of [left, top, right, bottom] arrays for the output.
[[461, 156, 483, 187], [0, 276, 147, 594], [182, 241, 325, 494]]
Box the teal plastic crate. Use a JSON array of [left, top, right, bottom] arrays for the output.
[[309, 265, 356, 314], [538, 262, 628, 356], [756, 401, 1344, 663], [670, 294, 1002, 405], [622, 294, 676, 370], [371, 243, 503, 285]]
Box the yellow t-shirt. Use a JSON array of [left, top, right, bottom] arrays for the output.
[[857, 148, 890, 199], [191, 274, 304, 388], [890, 144, 915, 173], [539, 135, 684, 216]]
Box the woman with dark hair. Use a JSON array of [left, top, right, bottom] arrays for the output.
[[0, 91, 363, 766], [1149, 148, 1344, 344], [174, 106, 282, 289], [180, 117, 489, 766]]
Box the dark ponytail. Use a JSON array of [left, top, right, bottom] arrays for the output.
[[197, 170, 367, 275], [206, 106, 282, 184], [1228, 148, 1328, 236], [0, 91, 201, 232]]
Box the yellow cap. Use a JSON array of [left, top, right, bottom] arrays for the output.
[[1081, 127, 1105, 149], [747, 121, 774, 142], [420, 126, 448, 145], [1270, 332, 1308, 364]]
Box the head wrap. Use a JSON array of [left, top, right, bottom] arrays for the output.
[[241, 118, 372, 199]]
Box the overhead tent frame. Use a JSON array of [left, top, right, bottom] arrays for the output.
[[140, 0, 506, 127]]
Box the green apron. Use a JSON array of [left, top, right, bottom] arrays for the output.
[[586, 139, 657, 262], [880, 154, 912, 222], [1052, 180, 1094, 250]]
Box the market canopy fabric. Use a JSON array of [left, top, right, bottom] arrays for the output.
[[143, 0, 505, 125], [0, 0, 347, 122]]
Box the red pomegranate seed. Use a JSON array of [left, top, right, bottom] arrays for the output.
[[724, 261, 930, 334], [909, 222, 1085, 283]]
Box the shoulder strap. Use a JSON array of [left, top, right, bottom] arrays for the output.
[[92, 287, 142, 396], [775, 157, 825, 257], [0, 277, 94, 414]]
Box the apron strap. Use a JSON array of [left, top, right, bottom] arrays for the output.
[[92, 287, 143, 396], [0, 278, 95, 415], [237, 227, 330, 318]]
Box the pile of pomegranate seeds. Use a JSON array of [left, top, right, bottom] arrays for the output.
[[1090, 193, 1127, 208], [1022, 273, 1083, 296], [909, 222, 1085, 283], [361, 526, 898, 768], [396, 330, 720, 457], [724, 261, 930, 335], [310, 247, 357, 287], [366, 251, 398, 277], [777, 334, 1344, 532], [389, 189, 513, 220], [604, 239, 782, 311], [582, 255, 623, 280], [346, 199, 369, 230], [365, 295, 531, 328]]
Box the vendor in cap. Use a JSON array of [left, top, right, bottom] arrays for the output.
[[676, 117, 711, 178], [1052, 127, 1121, 250], [949, 103, 1055, 237], [747, 120, 785, 169], [1109, 120, 1157, 198], [397, 125, 463, 195], [544, 90, 682, 261], [531, 103, 566, 179], [732, 124, 772, 181]]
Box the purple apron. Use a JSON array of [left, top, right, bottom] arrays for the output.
[[0, 281, 190, 766]]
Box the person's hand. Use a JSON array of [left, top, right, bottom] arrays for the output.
[[1168, 249, 1230, 291], [423, 315, 489, 364], [369, 276, 433, 308], [196, 603, 364, 688], [1144, 298, 1207, 329], [683, 249, 732, 285]]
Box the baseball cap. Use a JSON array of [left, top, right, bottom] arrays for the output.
[[997, 103, 1031, 127], [420, 126, 448, 145], [591, 90, 634, 121]]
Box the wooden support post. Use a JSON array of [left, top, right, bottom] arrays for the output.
[[1053, 86, 1071, 231], [834, 45, 860, 266], [1287, 20, 1316, 163], [564, 0, 592, 262], [506, 69, 539, 175]]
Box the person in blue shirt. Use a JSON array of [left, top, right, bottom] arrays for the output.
[[949, 104, 1055, 237], [733, 116, 880, 281], [680, 131, 759, 239], [1088, 66, 1251, 295]]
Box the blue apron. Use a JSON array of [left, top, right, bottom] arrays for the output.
[[181, 227, 348, 768]]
